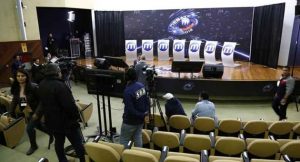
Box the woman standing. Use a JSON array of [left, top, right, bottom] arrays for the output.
[[9, 68, 53, 155]]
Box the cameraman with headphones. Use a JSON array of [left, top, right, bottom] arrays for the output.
[[119, 67, 150, 147]]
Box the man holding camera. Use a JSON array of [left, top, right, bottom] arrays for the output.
[[120, 68, 150, 147], [134, 54, 148, 90]]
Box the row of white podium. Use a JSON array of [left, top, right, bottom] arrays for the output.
[[125, 40, 240, 67]]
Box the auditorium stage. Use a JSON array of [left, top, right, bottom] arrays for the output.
[[76, 58, 300, 100]]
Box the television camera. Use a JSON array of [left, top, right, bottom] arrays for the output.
[[142, 65, 157, 87]]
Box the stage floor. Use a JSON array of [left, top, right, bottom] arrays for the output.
[[76, 58, 300, 81]]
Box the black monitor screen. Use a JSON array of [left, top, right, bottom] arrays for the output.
[[171, 61, 204, 73], [85, 68, 126, 97]]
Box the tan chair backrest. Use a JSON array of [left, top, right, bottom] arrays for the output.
[[154, 113, 166, 128], [97, 141, 124, 156], [142, 129, 151, 145], [280, 140, 300, 159], [209, 155, 242, 162], [247, 139, 280, 158], [85, 142, 121, 162], [251, 159, 284, 162], [164, 155, 199, 162], [152, 131, 180, 148], [132, 147, 161, 161], [218, 119, 242, 134], [292, 123, 300, 134], [167, 152, 200, 161], [243, 120, 268, 135], [183, 134, 211, 153], [194, 117, 215, 132], [268, 121, 294, 135], [215, 137, 245, 156], [168, 115, 191, 130], [122, 149, 158, 162]]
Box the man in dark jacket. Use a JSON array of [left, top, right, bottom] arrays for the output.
[[34, 63, 85, 162], [162, 93, 186, 119], [119, 67, 150, 147], [272, 66, 295, 121]]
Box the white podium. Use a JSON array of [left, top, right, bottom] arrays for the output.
[[188, 40, 202, 61], [173, 39, 186, 61], [157, 40, 170, 61], [221, 42, 240, 67], [204, 41, 218, 64], [125, 40, 137, 61], [142, 40, 154, 61]]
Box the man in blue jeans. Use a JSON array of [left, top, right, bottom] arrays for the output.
[[120, 67, 150, 147]]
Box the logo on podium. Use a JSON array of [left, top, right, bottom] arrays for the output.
[[126, 42, 136, 51], [190, 43, 200, 52], [223, 45, 234, 56], [159, 42, 169, 51], [205, 43, 215, 54], [143, 42, 153, 51], [174, 42, 184, 52]]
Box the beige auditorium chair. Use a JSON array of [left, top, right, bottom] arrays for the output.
[[0, 114, 26, 148], [76, 101, 93, 127], [267, 121, 294, 139], [193, 117, 215, 135], [246, 139, 280, 160], [168, 115, 191, 133], [183, 133, 212, 154], [152, 131, 180, 152], [243, 120, 268, 139], [85, 141, 124, 162], [217, 119, 242, 137]]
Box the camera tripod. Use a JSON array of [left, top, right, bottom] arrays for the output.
[[146, 80, 168, 131]]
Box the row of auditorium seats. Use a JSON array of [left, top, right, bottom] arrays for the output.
[[140, 128, 300, 161], [84, 136, 299, 162], [149, 114, 300, 139]]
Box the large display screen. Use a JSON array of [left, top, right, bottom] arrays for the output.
[[124, 8, 253, 60]]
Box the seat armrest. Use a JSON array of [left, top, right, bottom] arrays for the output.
[[239, 133, 245, 140], [209, 131, 215, 148], [159, 146, 169, 162], [125, 140, 133, 149], [93, 135, 101, 142], [269, 135, 275, 140], [179, 129, 186, 145], [38, 157, 49, 162], [282, 154, 291, 162], [242, 151, 250, 162], [201, 150, 209, 162]]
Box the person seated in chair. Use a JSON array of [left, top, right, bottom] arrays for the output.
[[162, 93, 186, 120], [190, 91, 218, 125]]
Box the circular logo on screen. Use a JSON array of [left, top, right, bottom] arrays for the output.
[[168, 10, 199, 36]]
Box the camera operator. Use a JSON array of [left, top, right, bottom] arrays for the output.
[[134, 54, 148, 90], [119, 68, 150, 147]]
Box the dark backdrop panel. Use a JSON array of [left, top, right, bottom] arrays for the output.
[[37, 7, 93, 57], [251, 3, 285, 68], [94, 11, 125, 57], [288, 16, 300, 67], [124, 8, 253, 61]]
